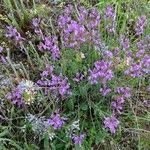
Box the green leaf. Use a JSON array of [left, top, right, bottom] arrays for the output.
[[44, 134, 50, 150], [67, 99, 74, 111], [80, 103, 88, 111]]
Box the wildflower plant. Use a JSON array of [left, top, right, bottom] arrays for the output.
[[37, 65, 71, 98], [0, 1, 150, 149]]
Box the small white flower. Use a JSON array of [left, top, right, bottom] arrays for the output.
[[80, 52, 85, 59], [18, 80, 37, 105], [48, 132, 55, 141], [72, 120, 80, 130], [18, 80, 35, 91]]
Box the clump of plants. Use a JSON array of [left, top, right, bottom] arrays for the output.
[[0, 0, 150, 149]]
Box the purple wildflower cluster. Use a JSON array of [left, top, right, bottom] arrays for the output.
[[99, 86, 111, 96], [2, 2, 150, 146], [104, 115, 119, 134], [32, 18, 60, 60], [112, 47, 122, 64], [120, 35, 130, 50], [5, 26, 24, 43], [32, 18, 43, 37], [32, 18, 41, 27], [89, 49, 114, 97], [38, 36, 60, 60], [6, 87, 24, 107], [111, 87, 131, 114], [103, 50, 113, 59], [47, 113, 85, 146], [58, 5, 101, 48], [72, 134, 85, 147], [88, 60, 113, 84], [125, 56, 150, 77], [104, 5, 116, 33], [125, 37, 150, 77], [47, 113, 66, 129], [37, 65, 71, 98], [31, 6, 101, 61], [135, 15, 147, 36], [104, 87, 131, 134]]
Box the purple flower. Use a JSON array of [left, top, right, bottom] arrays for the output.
[[6, 87, 23, 106], [5, 26, 24, 43], [136, 49, 145, 58], [113, 47, 120, 56], [104, 50, 113, 59], [73, 73, 84, 82], [100, 87, 111, 96], [143, 100, 150, 108], [38, 36, 60, 60], [32, 18, 41, 27], [32, 18, 43, 38], [64, 4, 73, 14], [88, 60, 113, 84], [104, 5, 116, 33], [111, 96, 125, 114], [47, 113, 66, 129], [37, 66, 71, 97], [147, 86, 150, 92], [111, 87, 131, 114], [87, 8, 101, 29], [141, 54, 150, 74], [58, 15, 71, 29], [120, 35, 130, 49], [72, 134, 85, 146], [104, 5, 115, 18], [63, 20, 88, 48], [137, 40, 147, 50], [135, 15, 147, 36], [125, 53, 150, 77], [58, 5, 101, 48], [49, 75, 71, 97], [77, 6, 88, 23], [104, 115, 119, 134], [0, 55, 7, 64], [115, 87, 131, 98], [5, 26, 18, 37], [0, 47, 3, 53], [125, 62, 142, 77], [40, 64, 54, 78]]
